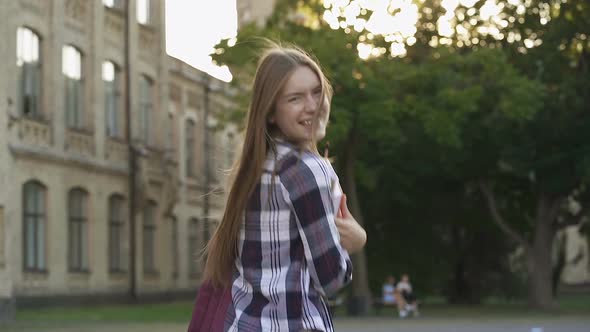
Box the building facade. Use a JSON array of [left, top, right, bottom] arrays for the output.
[[237, 0, 276, 27], [0, 0, 236, 319]]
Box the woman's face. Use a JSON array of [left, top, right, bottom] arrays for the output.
[[270, 65, 329, 145]]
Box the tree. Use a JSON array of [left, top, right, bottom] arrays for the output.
[[321, 0, 590, 308], [213, 0, 590, 310]]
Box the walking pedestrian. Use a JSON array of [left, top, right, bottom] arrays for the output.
[[190, 43, 367, 332]]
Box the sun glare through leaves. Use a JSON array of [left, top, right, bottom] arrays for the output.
[[320, 0, 561, 59]]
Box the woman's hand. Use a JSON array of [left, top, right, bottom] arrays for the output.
[[335, 194, 367, 254]]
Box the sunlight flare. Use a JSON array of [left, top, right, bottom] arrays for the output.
[[321, 0, 542, 59]]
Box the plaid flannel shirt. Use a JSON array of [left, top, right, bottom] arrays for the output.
[[225, 140, 353, 332]]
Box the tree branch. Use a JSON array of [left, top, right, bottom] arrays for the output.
[[478, 180, 528, 247]]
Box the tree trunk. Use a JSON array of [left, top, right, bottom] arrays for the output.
[[340, 123, 372, 316], [448, 226, 476, 304], [479, 183, 559, 309], [526, 196, 557, 309], [449, 259, 468, 304], [526, 248, 554, 309], [551, 234, 567, 298]]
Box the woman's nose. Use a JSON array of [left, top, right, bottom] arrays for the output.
[[304, 93, 318, 112]]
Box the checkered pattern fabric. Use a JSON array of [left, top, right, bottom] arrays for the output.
[[225, 140, 353, 332]]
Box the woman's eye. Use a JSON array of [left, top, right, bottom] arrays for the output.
[[289, 97, 300, 103]]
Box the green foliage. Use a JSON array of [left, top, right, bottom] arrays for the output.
[[211, 0, 590, 303]]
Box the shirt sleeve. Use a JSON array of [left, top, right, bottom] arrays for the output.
[[278, 153, 353, 297]]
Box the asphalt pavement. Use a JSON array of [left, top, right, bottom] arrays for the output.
[[2, 316, 589, 332]]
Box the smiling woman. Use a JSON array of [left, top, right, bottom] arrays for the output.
[[269, 66, 329, 144], [187, 44, 366, 332]]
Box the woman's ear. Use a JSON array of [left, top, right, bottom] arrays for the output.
[[268, 114, 275, 124]]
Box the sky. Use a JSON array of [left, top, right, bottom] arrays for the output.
[[165, 0, 519, 80], [165, 0, 237, 82]]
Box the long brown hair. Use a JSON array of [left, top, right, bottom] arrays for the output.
[[203, 43, 333, 288]]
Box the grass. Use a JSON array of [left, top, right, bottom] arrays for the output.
[[15, 301, 194, 323], [11, 294, 590, 324]]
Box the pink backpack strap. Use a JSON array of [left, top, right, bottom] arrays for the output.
[[187, 281, 232, 332]]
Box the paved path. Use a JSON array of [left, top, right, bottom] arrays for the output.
[[2, 316, 590, 332], [333, 317, 590, 332]]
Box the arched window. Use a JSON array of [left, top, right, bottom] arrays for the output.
[[103, 61, 121, 138], [142, 201, 157, 273], [108, 194, 126, 273], [22, 180, 47, 271], [68, 188, 89, 271], [165, 108, 175, 154], [139, 75, 153, 144], [17, 27, 42, 117], [185, 119, 196, 177], [63, 45, 84, 128], [103, 0, 123, 9], [188, 218, 199, 277], [171, 215, 178, 278], [136, 0, 151, 25]]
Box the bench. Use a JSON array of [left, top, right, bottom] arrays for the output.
[[374, 297, 398, 315]]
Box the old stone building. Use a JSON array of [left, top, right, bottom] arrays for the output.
[[237, 0, 276, 27], [0, 0, 236, 320]]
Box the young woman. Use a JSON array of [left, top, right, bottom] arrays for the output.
[[203, 45, 367, 332]]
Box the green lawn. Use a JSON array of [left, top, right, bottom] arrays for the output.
[[13, 294, 590, 323], [16, 301, 194, 323]]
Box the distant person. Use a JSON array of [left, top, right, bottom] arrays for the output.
[[382, 275, 397, 305], [382, 275, 408, 317], [397, 273, 420, 317]]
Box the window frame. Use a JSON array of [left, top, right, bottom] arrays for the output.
[[171, 216, 179, 278], [103, 60, 122, 138], [185, 119, 196, 177], [165, 109, 175, 156], [103, 0, 124, 10], [136, 0, 151, 25], [139, 74, 153, 145], [22, 180, 47, 273], [108, 194, 126, 273], [63, 45, 85, 129], [67, 188, 89, 272], [142, 201, 158, 274], [188, 217, 199, 277], [16, 26, 42, 118]]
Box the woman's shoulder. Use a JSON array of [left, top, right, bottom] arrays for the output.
[[277, 149, 334, 178]]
